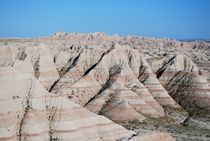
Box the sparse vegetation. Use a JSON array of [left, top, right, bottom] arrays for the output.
[[12, 95, 20, 99]]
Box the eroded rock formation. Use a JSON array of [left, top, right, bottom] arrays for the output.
[[0, 32, 210, 141], [0, 66, 134, 141]]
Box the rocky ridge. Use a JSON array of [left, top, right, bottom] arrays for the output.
[[0, 32, 210, 141]]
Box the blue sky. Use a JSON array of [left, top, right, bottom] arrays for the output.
[[0, 0, 210, 39]]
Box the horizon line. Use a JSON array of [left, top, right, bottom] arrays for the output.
[[0, 32, 210, 41]]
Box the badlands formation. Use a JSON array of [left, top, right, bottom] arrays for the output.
[[0, 32, 210, 141]]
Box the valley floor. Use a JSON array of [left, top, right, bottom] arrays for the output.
[[122, 117, 210, 141]]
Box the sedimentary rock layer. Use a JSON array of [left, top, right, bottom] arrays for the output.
[[0, 67, 134, 141], [1, 32, 210, 140]]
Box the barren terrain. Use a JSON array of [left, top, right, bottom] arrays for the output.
[[0, 32, 210, 141]]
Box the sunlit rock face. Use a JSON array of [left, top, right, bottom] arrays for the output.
[[49, 43, 189, 123], [0, 33, 210, 141], [0, 66, 134, 141], [156, 54, 210, 112], [22, 46, 60, 90]]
